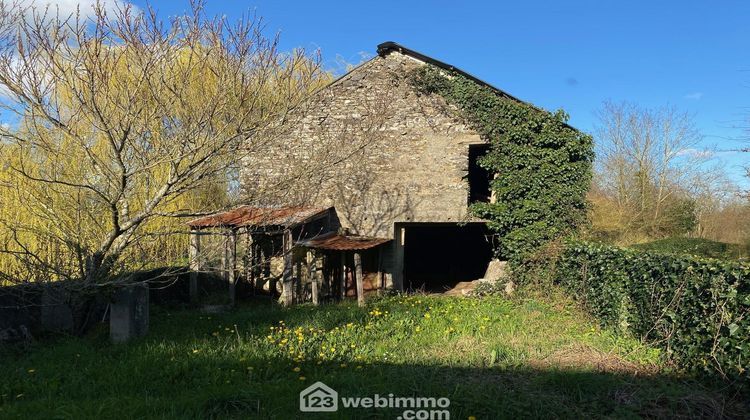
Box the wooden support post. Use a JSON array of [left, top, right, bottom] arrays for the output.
[[227, 229, 237, 306], [263, 240, 274, 296], [340, 252, 347, 301], [282, 229, 294, 306], [251, 237, 261, 295], [393, 226, 405, 291], [354, 251, 364, 307], [244, 231, 253, 294], [316, 253, 325, 300], [308, 250, 319, 305], [188, 229, 201, 303], [295, 259, 303, 302], [221, 234, 228, 282]]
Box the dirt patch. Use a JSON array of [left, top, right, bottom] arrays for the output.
[[530, 344, 657, 376]]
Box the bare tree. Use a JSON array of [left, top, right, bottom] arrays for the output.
[[594, 101, 706, 238], [0, 0, 324, 284]]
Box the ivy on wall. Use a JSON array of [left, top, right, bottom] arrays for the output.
[[410, 67, 594, 263]]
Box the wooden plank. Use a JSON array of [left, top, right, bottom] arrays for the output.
[[227, 229, 237, 306], [188, 229, 201, 303], [340, 252, 346, 301], [311, 280, 319, 305], [262, 238, 274, 296], [244, 231, 253, 294], [354, 251, 364, 307], [307, 250, 319, 305], [282, 229, 294, 306]]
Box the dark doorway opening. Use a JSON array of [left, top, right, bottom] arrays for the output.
[[403, 223, 493, 292], [468, 144, 492, 203]]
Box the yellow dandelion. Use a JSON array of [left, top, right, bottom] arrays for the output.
[[293, 367, 301, 372], [299, 376, 306, 381]]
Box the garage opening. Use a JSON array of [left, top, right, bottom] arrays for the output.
[[402, 223, 493, 292]]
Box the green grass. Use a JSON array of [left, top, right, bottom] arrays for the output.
[[631, 237, 748, 260], [0, 293, 745, 419]]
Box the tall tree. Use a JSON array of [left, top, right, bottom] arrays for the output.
[[593, 101, 705, 239], [0, 1, 326, 284]]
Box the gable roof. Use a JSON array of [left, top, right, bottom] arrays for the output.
[[376, 41, 575, 130], [377, 41, 527, 105]]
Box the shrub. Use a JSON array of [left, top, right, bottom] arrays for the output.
[[632, 237, 748, 261], [556, 241, 750, 379]]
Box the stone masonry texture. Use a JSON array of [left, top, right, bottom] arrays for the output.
[[241, 51, 485, 240]]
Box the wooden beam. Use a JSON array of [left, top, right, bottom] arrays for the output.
[[244, 230, 253, 294], [263, 239, 274, 296], [188, 229, 201, 303], [282, 229, 294, 306], [339, 252, 347, 301], [307, 250, 319, 305], [354, 251, 364, 307], [227, 229, 237, 306], [251, 236, 262, 295]]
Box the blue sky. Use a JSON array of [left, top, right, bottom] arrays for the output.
[[58, 1, 750, 185]]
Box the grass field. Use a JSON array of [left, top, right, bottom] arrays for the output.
[[0, 293, 745, 419]]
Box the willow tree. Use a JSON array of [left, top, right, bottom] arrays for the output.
[[0, 1, 327, 285]]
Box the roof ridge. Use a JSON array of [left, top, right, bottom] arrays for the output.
[[376, 41, 577, 131]]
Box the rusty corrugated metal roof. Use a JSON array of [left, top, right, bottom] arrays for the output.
[[187, 206, 330, 229], [298, 232, 391, 251]]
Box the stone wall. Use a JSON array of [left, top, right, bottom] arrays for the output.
[[241, 51, 484, 240]]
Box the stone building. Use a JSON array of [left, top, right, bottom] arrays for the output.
[[189, 42, 548, 304]]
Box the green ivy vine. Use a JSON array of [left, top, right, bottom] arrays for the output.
[[409, 66, 594, 264]]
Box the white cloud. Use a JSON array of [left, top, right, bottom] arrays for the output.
[[18, 0, 134, 21], [676, 148, 741, 159], [684, 92, 703, 100], [0, 1, 136, 99], [676, 148, 714, 158]]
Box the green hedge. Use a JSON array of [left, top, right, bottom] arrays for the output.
[[556, 241, 750, 379], [631, 237, 748, 261]]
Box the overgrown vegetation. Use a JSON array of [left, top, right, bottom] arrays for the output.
[[0, 3, 329, 286], [410, 67, 594, 264], [2, 295, 745, 418], [589, 101, 750, 247], [632, 237, 749, 261], [557, 241, 750, 380]]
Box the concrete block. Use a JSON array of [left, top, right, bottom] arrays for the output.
[[110, 284, 149, 343], [483, 259, 507, 281]]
